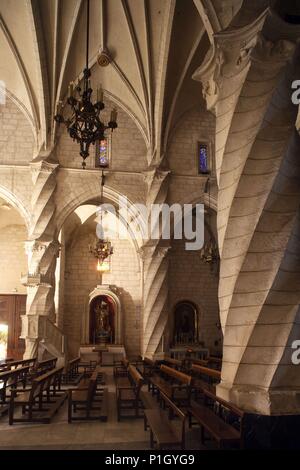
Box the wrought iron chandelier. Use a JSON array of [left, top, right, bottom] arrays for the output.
[[200, 178, 220, 268], [54, 0, 117, 168], [88, 173, 113, 272]]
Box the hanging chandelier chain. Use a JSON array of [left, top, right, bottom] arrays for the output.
[[86, 0, 90, 72]]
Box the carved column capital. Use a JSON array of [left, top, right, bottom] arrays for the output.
[[193, 8, 270, 110]]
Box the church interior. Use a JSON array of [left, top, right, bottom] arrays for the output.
[[0, 0, 300, 451]]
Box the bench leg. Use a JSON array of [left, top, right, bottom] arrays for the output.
[[8, 402, 14, 425], [150, 430, 154, 449], [201, 425, 205, 445], [68, 393, 72, 423], [144, 414, 148, 431], [188, 412, 192, 428]]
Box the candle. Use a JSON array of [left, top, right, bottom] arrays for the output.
[[97, 85, 103, 102], [110, 108, 117, 122], [56, 100, 63, 114], [68, 82, 74, 98]]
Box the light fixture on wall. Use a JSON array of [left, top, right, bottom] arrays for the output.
[[200, 178, 219, 268], [54, 0, 118, 169]]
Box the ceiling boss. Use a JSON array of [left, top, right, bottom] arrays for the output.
[[54, 0, 118, 168]]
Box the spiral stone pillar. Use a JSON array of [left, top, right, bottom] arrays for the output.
[[141, 166, 171, 358], [193, 3, 300, 445], [21, 156, 60, 359]]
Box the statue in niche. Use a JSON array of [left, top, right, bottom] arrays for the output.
[[94, 300, 111, 341]]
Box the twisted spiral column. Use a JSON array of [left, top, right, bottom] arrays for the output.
[[194, 6, 300, 414], [141, 166, 171, 358], [21, 158, 60, 359]]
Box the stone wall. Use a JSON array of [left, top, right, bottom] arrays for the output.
[[0, 98, 34, 165], [0, 207, 27, 294]]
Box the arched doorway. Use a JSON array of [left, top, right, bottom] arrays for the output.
[[89, 295, 115, 344]]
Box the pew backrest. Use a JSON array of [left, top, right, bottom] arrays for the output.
[[160, 364, 191, 386], [191, 364, 221, 382]]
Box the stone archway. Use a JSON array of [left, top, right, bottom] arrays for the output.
[[82, 285, 122, 345]]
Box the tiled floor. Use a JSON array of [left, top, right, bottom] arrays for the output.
[[0, 368, 209, 450]]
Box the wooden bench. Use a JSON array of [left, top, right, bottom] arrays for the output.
[[163, 357, 183, 370], [62, 357, 83, 385], [144, 392, 186, 449], [116, 364, 144, 421], [208, 356, 222, 370], [68, 366, 108, 422], [150, 365, 192, 407], [113, 358, 129, 379], [188, 389, 244, 449], [0, 358, 37, 371], [9, 367, 66, 425], [0, 365, 30, 416], [36, 357, 57, 374], [137, 357, 158, 389], [191, 365, 221, 396]]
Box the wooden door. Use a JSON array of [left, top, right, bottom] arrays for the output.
[[0, 294, 26, 360]]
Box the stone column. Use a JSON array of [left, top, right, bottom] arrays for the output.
[[21, 157, 60, 359], [193, 5, 300, 442], [141, 166, 171, 358]]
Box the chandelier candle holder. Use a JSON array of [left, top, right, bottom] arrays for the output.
[[201, 178, 220, 269], [54, 0, 117, 168], [89, 236, 113, 273]]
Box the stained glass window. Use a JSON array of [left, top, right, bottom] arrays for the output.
[[198, 143, 209, 174], [95, 138, 109, 168]]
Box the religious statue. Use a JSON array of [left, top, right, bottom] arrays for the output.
[[94, 300, 111, 343]]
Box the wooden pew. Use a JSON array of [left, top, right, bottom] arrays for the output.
[[149, 365, 192, 407], [113, 358, 129, 380], [68, 366, 108, 422], [191, 364, 221, 396], [0, 358, 36, 372], [9, 367, 66, 425], [62, 357, 83, 385], [137, 357, 158, 390], [208, 356, 222, 370], [0, 366, 30, 416], [144, 392, 186, 450], [116, 364, 144, 421], [163, 357, 183, 370], [35, 357, 57, 374], [188, 389, 244, 449]]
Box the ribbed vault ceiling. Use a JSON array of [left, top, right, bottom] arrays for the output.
[[0, 0, 243, 158]]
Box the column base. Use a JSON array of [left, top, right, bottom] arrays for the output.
[[217, 382, 300, 449]]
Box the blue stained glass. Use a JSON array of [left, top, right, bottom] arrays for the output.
[[97, 139, 109, 168], [198, 143, 209, 174]]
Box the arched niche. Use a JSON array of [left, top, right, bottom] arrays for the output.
[[173, 300, 199, 345], [82, 285, 122, 345]]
